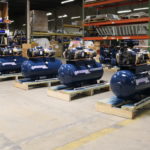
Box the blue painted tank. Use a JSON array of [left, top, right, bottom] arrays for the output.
[[58, 60, 103, 86], [21, 58, 62, 79], [0, 56, 26, 74], [110, 68, 150, 99]]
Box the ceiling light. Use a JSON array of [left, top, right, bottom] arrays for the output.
[[134, 7, 149, 11], [61, 0, 75, 4], [23, 24, 26, 26], [71, 16, 81, 20], [46, 12, 52, 16], [58, 14, 68, 19], [117, 10, 132, 14]]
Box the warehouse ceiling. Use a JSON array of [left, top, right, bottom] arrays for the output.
[[9, 0, 82, 16]]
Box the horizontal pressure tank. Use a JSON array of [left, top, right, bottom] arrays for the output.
[[110, 68, 150, 99], [58, 60, 103, 86], [21, 58, 62, 79], [0, 56, 26, 74]]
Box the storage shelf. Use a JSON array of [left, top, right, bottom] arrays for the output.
[[84, 0, 127, 8], [31, 32, 83, 37], [97, 0, 148, 10], [84, 18, 150, 27], [83, 35, 150, 40], [64, 24, 82, 28]]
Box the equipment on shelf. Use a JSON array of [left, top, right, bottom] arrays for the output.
[[63, 47, 97, 60], [110, 47, 150, 100], [21, 46, 62, 80], [0, 46, 26, 75], [85, 14, 120, 23], [27, 46, 55, 58], [59, 46, 103, 86], [121, 12, 149, 19]]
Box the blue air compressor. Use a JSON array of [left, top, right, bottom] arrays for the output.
[[21, 46, 62, 80], [58, 47, 103, 86], [110, 47, 150, 100], [0, 47, 26, 75]]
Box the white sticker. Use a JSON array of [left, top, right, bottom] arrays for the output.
[[2, 62, 16, 66]]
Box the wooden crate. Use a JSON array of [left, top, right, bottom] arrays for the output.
[[47, 81, 110, 101], [0, 73, 22, 81], [14, 78, 60, 90], [96, 96, 150, 119]]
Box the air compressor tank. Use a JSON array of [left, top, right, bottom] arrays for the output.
[[110, 65, 150, 99], [58, 59, 103, 86], [0, 56, 26, 74], [21, 57, 62, 79], [110, 47, 150, 99]]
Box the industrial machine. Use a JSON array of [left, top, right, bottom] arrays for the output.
[[58, 47, 103, 86], [0, 47, 26, 75], [21, 46, 62, 80], [110, 47, 150, 100], [100, 46, 117, 66]]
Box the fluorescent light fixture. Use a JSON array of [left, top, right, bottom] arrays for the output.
[[61, 0, 74, 4], [133, 7, 149, 11], [46, 12, 52, 16], [58, 14, 68, 18], [48, 19, 55, 22], [117, 10, 132, 14], [71, 16, 81, 20]]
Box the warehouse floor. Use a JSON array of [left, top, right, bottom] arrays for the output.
[[0, 70, 150, 150]]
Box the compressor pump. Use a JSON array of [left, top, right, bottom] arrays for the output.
[[58, 47, 103, 86], [110, 47, 150, 100], [0, 46, 26, 75], [21, 46, 62, 80]]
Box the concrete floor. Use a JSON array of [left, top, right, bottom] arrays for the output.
[[0, 71, 149, 150]]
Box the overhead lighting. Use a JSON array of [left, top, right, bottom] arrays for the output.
[[117, 10, 132, 14], [58, 14, 68, 19], [46, 12, 52, 16], [134, 7, 149, 11], [61, 0, 74, 4], [71, 16, 81, 20], [23, 24, 26, 26], [48, 19, 55, 22]]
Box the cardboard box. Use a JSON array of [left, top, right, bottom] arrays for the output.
[[31, 10, 48, 32], [0, 2, 8, 20], [22, 43, 38, 58]]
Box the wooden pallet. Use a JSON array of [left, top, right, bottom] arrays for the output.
[[14, 78, 60, 90], [47, 81, 110, 101], [96, 96, 150, 119], [103, 66, 119, 72], [0, 73, 22, 81]]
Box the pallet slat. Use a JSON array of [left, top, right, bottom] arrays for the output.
[[0, 73, 22, 80], [14, 78, 60, 90], [96, 96, 150, 119], [47, 82, 110, 101]]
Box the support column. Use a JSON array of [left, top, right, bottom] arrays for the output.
[[148, 0, 150, 51], [27, 0, 30, 43]]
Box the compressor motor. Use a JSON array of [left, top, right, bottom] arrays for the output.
[[111, 47, 150, 100], [63, 47, 97, 60], [0, 47, 26, 75], [0, 46, 22, 56], [58, 47, 103, 86], [21, 46, 62, 80], [27, 46, 56, 58], [116, 47, 149, 66]]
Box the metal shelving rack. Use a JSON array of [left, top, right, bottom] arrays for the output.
[[0, 1, 9, 47], [83, 0, 150, 49]]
